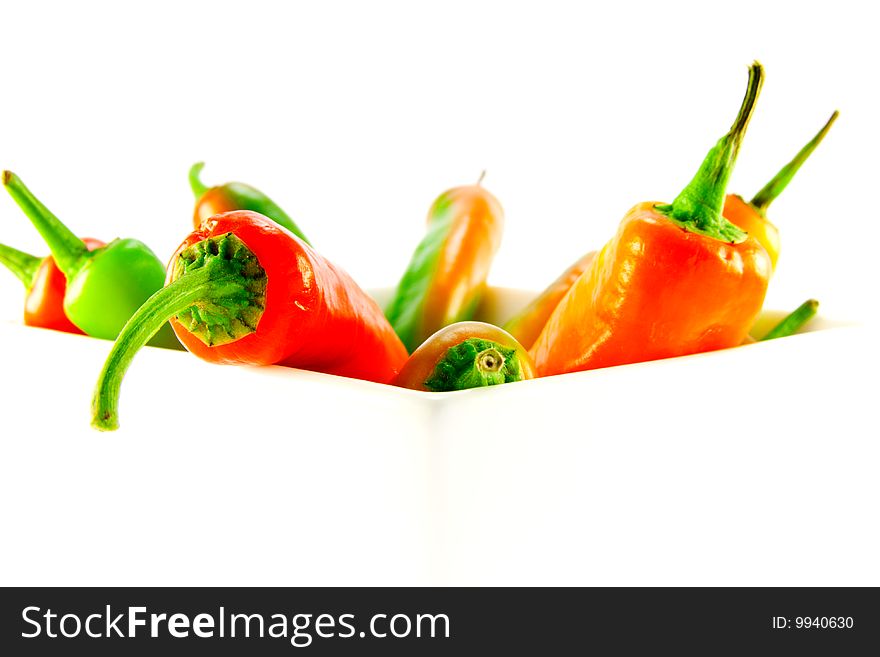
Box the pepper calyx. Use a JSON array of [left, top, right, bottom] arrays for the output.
[[654, 201, 748, 243], [656, 61, 764, 244], [91, 232, 267, 431], [171, 233, 267, 347], [424, 338, 523, 392]]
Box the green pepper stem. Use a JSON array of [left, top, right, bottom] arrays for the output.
[[657, 62, 764, 243], [91, 263, 248, 431], [759, 299, 819, 341], [188, 162, 209, 198], [476, 170, 487, 186], [0, 242, 42, 288], [1, 171, 89, 277], [750, 111, 839, 212]]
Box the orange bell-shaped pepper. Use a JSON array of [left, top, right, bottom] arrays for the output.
[[530, 62, 772, 376], [724, 111, 838, 270], [502, 251, 596, 350]]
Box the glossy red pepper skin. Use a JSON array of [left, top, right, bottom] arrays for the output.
[[93, 210, 409, 430], [168, 212, 408, 382], [24, 257, 82, 333], [10, 238, 104, 334]]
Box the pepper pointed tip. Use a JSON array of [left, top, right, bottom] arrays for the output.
[[91, 388, 120, 431], [91, 414, 119, 432], [91, 403, 120, 431]]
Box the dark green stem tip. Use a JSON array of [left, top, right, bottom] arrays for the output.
[[657, 61, 764, 244]]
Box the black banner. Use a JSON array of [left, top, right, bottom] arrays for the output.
[[1, 587, 877, 654]]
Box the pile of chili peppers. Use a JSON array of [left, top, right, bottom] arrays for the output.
[[0, 62, 836, 431]]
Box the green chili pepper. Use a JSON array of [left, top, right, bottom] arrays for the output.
[[2, 171, 180, 348], [385, 175, 505, 353], [188, 162, 310, 245]]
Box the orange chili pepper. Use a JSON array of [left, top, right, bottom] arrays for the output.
[[385, 173, 504, 352], [530, 63, 771, 376], [188, 162, 311, 244], [502, 251, 597, 350], [510, 111, 837, 353], [0, 237, 104, 334], [723, 111, 838, 269], [393, 321, 535, 391]]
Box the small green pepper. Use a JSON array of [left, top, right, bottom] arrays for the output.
[[188, 162, 311, 244], [2, 171, 180, 348]]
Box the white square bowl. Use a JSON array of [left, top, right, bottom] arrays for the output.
[[0, 288, 877, 586]]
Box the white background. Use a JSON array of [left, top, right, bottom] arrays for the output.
[[0, 0, 877, 586], [0, 0, 876, 321]]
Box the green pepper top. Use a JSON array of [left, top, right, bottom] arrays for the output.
[[656, 61, 764, 244], [2, 170, 180, 348]]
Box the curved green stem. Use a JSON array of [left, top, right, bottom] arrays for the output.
[[0, 242, 42, 288], [1, 171, 88, 277], [92, 232, 266, 431], [759, 299, 819, 341], [188, 161, 209, 198], [657, 62, 764, 243], [750, 111, 839, 212], [92, 266, 244, 431]]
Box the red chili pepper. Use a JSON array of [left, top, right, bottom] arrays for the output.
[[0, 237, 104, 333], [92, 210, 408, 430]]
